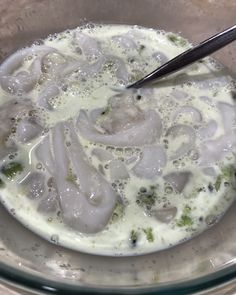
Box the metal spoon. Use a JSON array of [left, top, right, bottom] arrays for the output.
[[127, 24, 236, 89]]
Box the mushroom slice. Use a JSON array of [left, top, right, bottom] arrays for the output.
[[15, 119, 43, 143], [52, 122, 117, 233], [218, 102, 236, 131], [133, 145, 166, 179], [151, 207, 177, 223], [198, 120, 217, 139], [164, 171, 192, 193], [199, 131, 236, 165], [77, 109, 162, 147], [91, 148, 114, 162], [20, 172, 45, 199], [0, 46, 56, 94], [172, 106, 202, 124], [166, 124, 196, 160], [73, 31, 102, 58], [109, 159, 129, 181]]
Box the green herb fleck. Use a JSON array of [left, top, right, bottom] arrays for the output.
[[130, 230, 139, 247], [214, 175, 222, 192], [65, 170, 77, 183], [136, 186, 158, 210], [177, 215, 193, 227], [221, 165, 235, 179], [143, 227, 154, 242], [138, 44, 146, 52], [1, 162, 23, 179], [150, 185, 158, 191], [0, 178, 5, 188], [183, 205, 191, 215], [197, 187, 205, 192], [167, 34, 187, 47], [206, 165, 235, 193], [128, 57, 135, 64], [111, 202, 125, 222], [58, 36, 66, 40], [213, 165, 235, 192], [131, 69, 144, 82], [104, 60, 116, 71], [231, 90, 236, 101]]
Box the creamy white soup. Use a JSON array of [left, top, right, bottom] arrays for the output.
[[0, 24, 235, 255]]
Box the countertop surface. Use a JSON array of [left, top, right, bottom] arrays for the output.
[[0, 283, 33, 295]]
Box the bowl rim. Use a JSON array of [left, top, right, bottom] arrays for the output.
[[0, 17, 235, 295], [0, 260, 235, 294]]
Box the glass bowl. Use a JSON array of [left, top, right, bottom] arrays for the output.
[[0, 0, 235, 294]]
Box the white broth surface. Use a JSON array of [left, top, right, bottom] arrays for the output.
[[0, 24, 235, 255]]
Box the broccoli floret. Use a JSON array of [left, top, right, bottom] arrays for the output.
[[213, 165, 235, 192], [177, 205, 193, 227], [129, 230, 139, 247], [1, 162, 23, 179], [183, 205, 191, 215], [167, 34, 188, 47], [177, 215, 193, 227], [221, 165, 235, 179], [0, 178, 5, 188], [136, 186, 158, 210], [111, 202, 125, 222], [143, 227, 154, 242], [65, 169, 77, 183], [104, 60, 116, 70], [214, 175, 222, 192], [131, 69, 144, 82]]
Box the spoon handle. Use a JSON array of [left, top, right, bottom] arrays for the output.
[[127, 25, 236, 89]]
